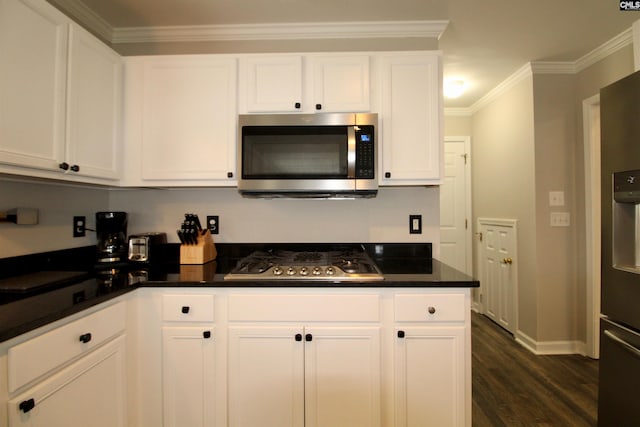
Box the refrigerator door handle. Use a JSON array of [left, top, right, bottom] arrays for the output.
[[604, 329, 640, 359]]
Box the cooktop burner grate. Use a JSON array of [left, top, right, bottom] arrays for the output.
[[224, 249, 383, 281]]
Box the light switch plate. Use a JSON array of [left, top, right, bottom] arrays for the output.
[[549, 191, 565, 207]]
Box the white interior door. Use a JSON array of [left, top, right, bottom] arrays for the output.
[[478, 218, 518, 334], [440, 137, 472, 274]]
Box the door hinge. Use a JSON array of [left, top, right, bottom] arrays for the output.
[[462, 153, 468, 165], [465, 219, 468, 229]]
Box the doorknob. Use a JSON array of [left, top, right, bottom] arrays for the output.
[[503, 257, 513, 265]]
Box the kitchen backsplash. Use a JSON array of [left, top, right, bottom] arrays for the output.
[[1, 180, 439, 259], [0, 179, 108, 258]]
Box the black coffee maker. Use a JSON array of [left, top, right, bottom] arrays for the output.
[[96, 212, 128, 264]]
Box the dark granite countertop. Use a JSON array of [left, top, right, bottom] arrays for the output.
[[0, 243, 479, 343]]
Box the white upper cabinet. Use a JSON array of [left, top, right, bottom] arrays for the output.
[[309, 54, 370, 113], [122, 55, 237, 186], [0, 0, 122, 184], [66, 24, 122, 181], [239, 53, 370, 113], [378, 52, 442, 185], [0, 0, 68, 172], [239, 55, 304, 113]]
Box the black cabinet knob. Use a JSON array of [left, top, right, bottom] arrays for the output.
[[315, 104, 322, 110], [70, 164, 80, 172], [295, 333, 303, 342], [227, 172, 234, 178], [295, 102, 301, 109], [305, 333, 313, 342], [79, 333, 92, 343], [181, 306, 190, 314], [203, 331, 211, 339], [428, 306, 436, 314], [397, 330, 405, 338], [59, 162, 69, 171], [385, 172, 391, 178], [19, 398, 35, 413]]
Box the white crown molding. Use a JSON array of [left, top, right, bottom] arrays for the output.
[[575, 27, 632, 73], [470, 63, 533, 114], [529, 61, 576, 74], [444, 107, 472, 117], [468, 27, 633, 114], [111, 20, 449, 44], [49, 0, 113, 42]]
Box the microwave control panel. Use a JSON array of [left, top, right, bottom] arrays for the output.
[[355, 126, 375, 179]]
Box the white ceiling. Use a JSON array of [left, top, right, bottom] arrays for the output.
[[58, 0, 639, 108]]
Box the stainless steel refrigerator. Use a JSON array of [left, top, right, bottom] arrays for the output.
[[599, 69, 640, 425]]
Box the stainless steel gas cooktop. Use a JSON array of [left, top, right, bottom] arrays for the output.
[[224, 248, 384, 281]]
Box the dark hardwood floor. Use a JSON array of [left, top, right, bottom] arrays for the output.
[[471, 312, 599, 427]]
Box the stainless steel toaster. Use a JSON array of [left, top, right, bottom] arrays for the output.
[[128, 232, 167, 263]]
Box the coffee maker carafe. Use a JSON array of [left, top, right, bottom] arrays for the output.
[[96, 212, 128, 263]]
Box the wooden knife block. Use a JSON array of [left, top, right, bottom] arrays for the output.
[[180, 230, 217, 264]]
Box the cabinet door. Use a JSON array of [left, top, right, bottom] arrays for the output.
[[379, 53, 442, 185], [310, 55, 370, 112], [395, 326, 466, 427], [141, 56, 237, 183], [0, 0, 67, 172], [241, 55, 303, 112], [8, 335, 126, 427], [304, 326, 381, 427], [227, 326, 304, 427], [66, 24, 122, 181], [162, 326, 216, 427]]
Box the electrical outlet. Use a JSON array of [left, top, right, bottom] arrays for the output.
[[73, 216, 86, 237], [550, 212, 570, 227], [207, 215, 219, 234], [409, 214, 422, 234]]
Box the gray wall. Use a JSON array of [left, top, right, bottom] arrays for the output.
[[0, 180, 109, 258], [531, 73, 578, 342], [470, 75, 538, 339], [459, 43, 636, 346]]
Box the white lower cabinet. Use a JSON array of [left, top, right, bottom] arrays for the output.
[[5, 301, 127, 427], [162, 326, 216, 427], [132, 288, 471, 427], [227, 325, 380, 427], [160, 293, 217, 427], [394, 293, 470, 427], [8, 335, 126, 427], [304, 326, 381, 427], [394, 326, 466, 427], [228, 326, 304, 427]]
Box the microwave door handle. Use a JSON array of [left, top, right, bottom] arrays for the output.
[[347, 126, 356, 178]]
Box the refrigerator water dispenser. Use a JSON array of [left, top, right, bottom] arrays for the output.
[[613, 169, 640, 273]]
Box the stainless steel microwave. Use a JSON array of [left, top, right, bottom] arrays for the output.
[[237, 113, 378, 198]]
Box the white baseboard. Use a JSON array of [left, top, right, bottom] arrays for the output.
[[515, 330, 587, 355]]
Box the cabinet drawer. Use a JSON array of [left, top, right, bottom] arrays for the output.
[[162, 294, 214, 322], [228, 294, 380, 322], [395, 294, 465, 322], [8, 301, 125, 392]]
